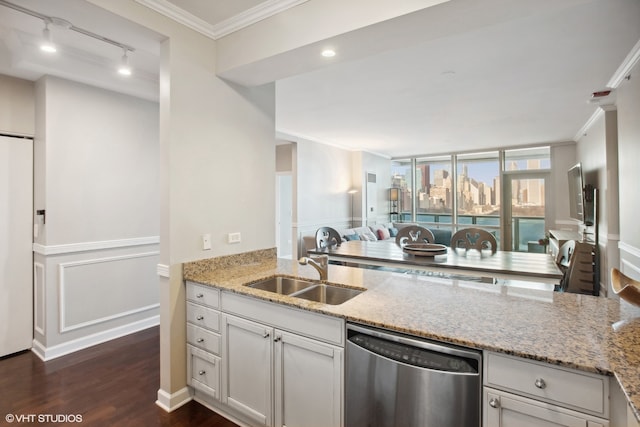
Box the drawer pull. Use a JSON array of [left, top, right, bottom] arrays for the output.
[[534, 378, 546, 389], [196, 293, 204, 298], [198, 370, 206, 376], [196, 338, 204, 343], [263, 331, 270, 338], [489, 398, 500, 409], [196, 315, 204, 320]]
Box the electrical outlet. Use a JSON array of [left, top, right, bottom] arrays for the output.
[[202, 234, 212, 250], [228, 232, 241, 244]]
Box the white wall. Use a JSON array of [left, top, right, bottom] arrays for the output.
[[88, 0, 277, 409], [36, 77, 160, 245], [296, 136, 353, 233], [617, 60, 640, 280], [352, 151, 392, 226], [0, 75, 34, 136], [31, 76, 160, 359]]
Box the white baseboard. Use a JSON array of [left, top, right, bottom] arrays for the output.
[[31, 315, 159, 361], [156, 387, 193, 413]]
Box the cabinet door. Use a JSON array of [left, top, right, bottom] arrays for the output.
[[222, 314, 273, 426], [484, 389, 606, 427], [274, 330, 343, 427]]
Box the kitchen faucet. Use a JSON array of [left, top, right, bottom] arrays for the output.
[[298, 255, 328, 280]]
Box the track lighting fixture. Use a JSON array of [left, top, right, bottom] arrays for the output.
[[40, 20, 56, 53], [0, 0, 135, 76]]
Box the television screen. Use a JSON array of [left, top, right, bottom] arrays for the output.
[[567, 163, 584, 222]]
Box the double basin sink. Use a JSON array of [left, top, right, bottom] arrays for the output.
[[245, 276, 364, 305]]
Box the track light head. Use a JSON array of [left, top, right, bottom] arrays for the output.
[[40, 20, 56, 53], [118, 49, 132, 76]]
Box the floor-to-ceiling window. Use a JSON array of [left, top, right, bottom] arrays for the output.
[[390, 146, 550, 252], [456, 151, 500, 239]]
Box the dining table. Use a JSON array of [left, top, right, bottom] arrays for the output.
[[307, 240, 563, 284]]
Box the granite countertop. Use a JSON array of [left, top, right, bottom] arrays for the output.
[[183, 253, 640, 421]]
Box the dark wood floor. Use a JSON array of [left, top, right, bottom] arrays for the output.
[[0, 327, 238, 427]]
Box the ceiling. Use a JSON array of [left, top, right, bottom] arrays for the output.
[[1, 0, 639, 158]]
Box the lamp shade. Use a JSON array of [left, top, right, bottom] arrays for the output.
[[389, 188, 399, 201]]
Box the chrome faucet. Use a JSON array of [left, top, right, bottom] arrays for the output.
[[298, 255, 329, 280]]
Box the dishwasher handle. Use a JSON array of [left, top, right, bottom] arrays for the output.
[[347, 323, 481, 374]]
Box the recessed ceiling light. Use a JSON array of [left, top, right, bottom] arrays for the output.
[[321, 49, 336, 58]]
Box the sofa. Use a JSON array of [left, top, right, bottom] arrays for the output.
[[302, 222, 452, 255]]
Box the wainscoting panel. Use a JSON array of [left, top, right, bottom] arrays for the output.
[[620, 242, 640, 279], [33, 262, 45, 336], [58, 251, 159, 333]]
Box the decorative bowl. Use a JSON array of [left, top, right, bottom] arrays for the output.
[[402, 243, 448, 257]]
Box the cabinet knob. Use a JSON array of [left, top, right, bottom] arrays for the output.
[[196, 338, 204, 343], [274, 336, 281, 342], [196, 315, 204, 320], [489, 398, 500, 409], [263, 331, 270, 338], [198, 370, 206, 376], [534, 378, 546, 389], [196, 293, 204, 298]]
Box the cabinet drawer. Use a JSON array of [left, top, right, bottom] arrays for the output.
[[186, 282, 219, 309], [187, 323, 221, 355], [485, 352, 608, 417], [187, 302, 220, 332], [187, 345, 220, 400]]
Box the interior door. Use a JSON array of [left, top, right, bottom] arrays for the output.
[[502, 172, 548, 252], [0, 135, 33, 357]]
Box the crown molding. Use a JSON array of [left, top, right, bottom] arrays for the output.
[[135, 0, 309, 40], [574, 107, 604, 142], [607, 38, 640, 88]]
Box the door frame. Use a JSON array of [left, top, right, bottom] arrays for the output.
[[501, 171, 550, 252]]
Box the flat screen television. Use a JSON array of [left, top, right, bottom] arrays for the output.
[[567, 163, 594, 226], [567, 163, 585, 223]]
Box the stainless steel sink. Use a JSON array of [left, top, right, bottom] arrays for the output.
[[246, 276, 316, 295], [245, 276, 364, 305], [293, 284, 364, 305]]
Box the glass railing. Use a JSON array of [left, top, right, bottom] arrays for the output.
[[394, 213, 545, 252]]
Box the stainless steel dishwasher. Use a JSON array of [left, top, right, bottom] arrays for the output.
[[346, 323, 482, 427]]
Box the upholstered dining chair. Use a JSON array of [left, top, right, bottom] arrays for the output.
[[450, 227, 497, 254], [395, 225, 435, 247], [315, 227, 342, 250]]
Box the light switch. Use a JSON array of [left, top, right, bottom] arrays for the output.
[[202, 234, 212, 250]]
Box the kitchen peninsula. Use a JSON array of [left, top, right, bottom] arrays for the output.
[[183, 249, 640, 426]]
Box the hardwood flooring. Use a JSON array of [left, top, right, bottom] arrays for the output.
[[0, 327, 238, 427]]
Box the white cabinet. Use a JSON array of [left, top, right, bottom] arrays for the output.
[[185, 282, 222, 401], [186, 286, 344, 427], [222, 314, 273, 425], [221, 311, 343, 427], [275, 329, 342, 427], [485, 389, 607, 427], [484, 352, 609, 427]]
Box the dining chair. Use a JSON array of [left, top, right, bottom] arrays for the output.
[[315, 227, 342, 250], [395, 225, 435, 247], [450, 227, 497, 254], [555, 240, 576, 272], [554, 240, 576, 291]]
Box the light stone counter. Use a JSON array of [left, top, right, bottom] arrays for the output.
[[183, 250, 640, 422]]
